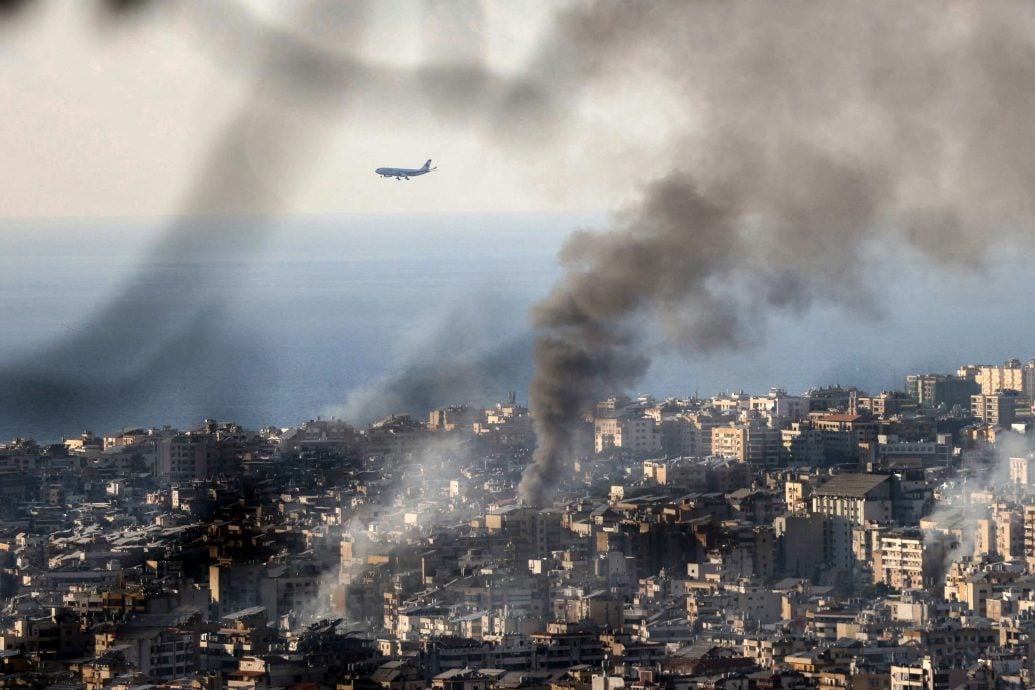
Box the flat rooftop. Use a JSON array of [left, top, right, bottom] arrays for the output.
[[812, 473, 889, 498]]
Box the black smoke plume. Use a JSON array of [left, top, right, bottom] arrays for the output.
[[519, 1, 1035, 505]]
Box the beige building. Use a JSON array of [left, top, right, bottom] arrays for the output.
[[563, 591, 623, 628], [1023, 505, 1035, 570], [428, 405, 478, 431], [643, 457, 709, 491], [781, 423, 825, 464], [996, 508, 1025, 560], [1011, 456, 1035, 485], [784, 478, 812, 513], [873, 531, 947, 590], [157, 432, 215, 483], [859, 392, 917, 418], [975, 518, 995, 559], [810, 473, 892, 526], [712, 424, 748, 461], [891, 657, 966, 690], [960, 360, 1027, 395], [594, 414, 661, 454], [943, 565, 993, 615], [711, 423, 784, 465], [811, 413, 878, 462], [659, 414, 719, 457], [985, 506, 1026, 561], [971, 392, 1029, 426]]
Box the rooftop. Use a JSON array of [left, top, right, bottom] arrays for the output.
[[812, 473, 889, 498]]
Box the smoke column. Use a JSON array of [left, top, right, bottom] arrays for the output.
[[519, 1, 1035, 505]]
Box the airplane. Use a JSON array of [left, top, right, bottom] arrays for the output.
[[375, 159, 437, 180]]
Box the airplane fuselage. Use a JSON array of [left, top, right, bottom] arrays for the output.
[[375, 160, 435, 180], [375, 167, 430, 179]]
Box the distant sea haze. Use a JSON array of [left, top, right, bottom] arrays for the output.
[[1, 213, 1034, 442]]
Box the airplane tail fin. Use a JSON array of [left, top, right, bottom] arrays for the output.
[[423, 159, 433, 171]]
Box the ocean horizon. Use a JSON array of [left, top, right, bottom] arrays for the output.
[[2, 213, 1035, 442]]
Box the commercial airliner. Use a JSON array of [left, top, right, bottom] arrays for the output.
[[375, 159, 436, 180]]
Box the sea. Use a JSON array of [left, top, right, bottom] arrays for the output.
[[2, 212, 1034, 442]]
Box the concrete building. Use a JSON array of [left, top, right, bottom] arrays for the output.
[[811, 474, 892, 527], [711, 424, 748, 461], [643, 458, 708, 492], [1010, 455, 1035, 486], [960, 360, 1027, 396], [995, 507, 1025, 560], [486, 505, 563, 563], [712, 423, 784, 465], [858, 392, 918, 418], [811, 414, 877, 462], [971, 392, 1029, 426], [784, 477, 813, 513], [659, 414, 718, 457], [905, 374, 979, 409], [1022, 504, 1035, 571], [781, 424, 825, 465], [749, 390, 809, 421], [157, 432, 215, 483], [774, 513, 828, 579], [595, 414, 661, 454], [891, 657, 966, 690], [873, 530, 948, 589], [875, 435, 952, 467], [428, 405, 479, 432]]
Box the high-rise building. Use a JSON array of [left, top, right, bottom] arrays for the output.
[[873, 530, 948, 589], [995, 507, 1024, 559], [711, 423, 784, 465], [905, 373, 979, 409], [958, 360, 1028, 395], [811, 473, 892, 526], [1010, 455, 1035, 485], [971, 391, 1030, 426], [157, 432, 215, 482], [594, 413, 662, 453], [658, 414, 718, 457]]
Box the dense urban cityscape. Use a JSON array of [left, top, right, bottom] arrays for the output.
[[6, 359, 1035, 690]]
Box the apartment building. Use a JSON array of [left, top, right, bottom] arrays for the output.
[[595, 414, 661, 454]]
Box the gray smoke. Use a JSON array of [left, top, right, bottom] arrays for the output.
[[333, 333, 534, 426], [0, 0, 551, 437], [519, 1, 1035, 505], [0, 1, 357, 433], [929, 431, 1033, 579]]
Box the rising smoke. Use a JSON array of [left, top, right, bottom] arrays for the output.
[[928, 431, 1034, 580], [333, 333, 534, 426], [518, 1, 1035, 505]]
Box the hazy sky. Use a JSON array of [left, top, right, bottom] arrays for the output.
[[1, 0, 657, 218]]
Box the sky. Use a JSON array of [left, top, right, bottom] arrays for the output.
[[0, 0, 651, 218]]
